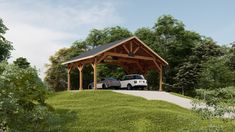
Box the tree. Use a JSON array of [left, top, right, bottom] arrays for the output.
[[86, 26, 132, 48], [190, 37, 222, 63], [153, 15, 201, 91], [45, 26, 132, 91], [13, 57, 30, 69], [134, 27, 155, 47], [0, 18, 13, 62], [0, 62, 51, 131], [44, 45, 87, 91], [173, 37, 223, 95], [229, 42, 235, 70], [174, 62, 201, 95], [197, 56, 234, 89]]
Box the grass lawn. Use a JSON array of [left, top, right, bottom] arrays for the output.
[[46, 90, 235, 132]]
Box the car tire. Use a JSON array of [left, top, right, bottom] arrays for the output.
[[102, 84, 106, 89], [88, 85, 92, 89], [127, 84, 132, 90]]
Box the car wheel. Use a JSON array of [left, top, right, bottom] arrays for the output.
[[127, 84, 132, 90], [102, 84, 106, 89], [88, 85, 92, 89]]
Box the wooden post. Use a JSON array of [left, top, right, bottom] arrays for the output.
[[78, 65, 83, 90], [67, 65, 72, 91], [130, 41, 133, 53], [159, 65, 163, 91], [92, 58, 97, 90]]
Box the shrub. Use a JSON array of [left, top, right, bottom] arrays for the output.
[[0, 62, 52, 131], [193, 86, 235, 120]]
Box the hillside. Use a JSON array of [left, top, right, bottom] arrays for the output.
[[46, 90, 235, 131]]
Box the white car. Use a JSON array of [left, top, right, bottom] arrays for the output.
[[120, 74, 147, 90]]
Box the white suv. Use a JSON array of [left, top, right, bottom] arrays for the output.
[[120, 74, 147, 90]]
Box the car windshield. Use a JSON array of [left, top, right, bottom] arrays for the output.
[[106, 78, 117, 81], [133, 75, 143, 79]]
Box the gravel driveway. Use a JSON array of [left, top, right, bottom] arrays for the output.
[[113, 90, 193, 109]]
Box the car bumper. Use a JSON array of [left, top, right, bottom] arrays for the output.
[[133, 84, 147, 87]]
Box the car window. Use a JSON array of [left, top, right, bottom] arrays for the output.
[[123, 76, 129, 80], [107, 78, 116, 81], [133, 75, 143, 79]]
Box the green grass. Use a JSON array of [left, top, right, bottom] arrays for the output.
[[46, 90, 235, 132]]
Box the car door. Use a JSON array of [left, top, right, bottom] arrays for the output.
[[121, 76, 129, 88]]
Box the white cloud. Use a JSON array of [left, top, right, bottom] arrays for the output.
[[0, 0, 123, 79], [5, 23, 76, 78]]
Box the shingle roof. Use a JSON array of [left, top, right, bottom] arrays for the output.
[[62, 37, 133, 64], [62, 36, 168, 65]]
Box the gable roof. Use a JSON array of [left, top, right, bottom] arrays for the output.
[[62, 36, 168, 65]]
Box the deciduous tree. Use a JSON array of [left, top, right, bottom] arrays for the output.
[[13, 57, 30, 69], [0, 18, 13, 62]]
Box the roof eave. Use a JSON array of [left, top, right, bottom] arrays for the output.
[[62, 55, 94, 65]]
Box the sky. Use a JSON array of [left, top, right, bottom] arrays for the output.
[[0, 0, 235, 79]]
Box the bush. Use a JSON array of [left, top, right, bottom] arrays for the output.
[[193, 86, 235, 120], [0, 62, 52, 131]]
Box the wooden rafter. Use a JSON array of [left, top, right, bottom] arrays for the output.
[[103, 58, 139, 64], [97, 53, 108, 63], [133, 46, 140, 54], [133, 37, 168, 65], [122, 44, 130, 54], [141, 46, 154, 57], [105, 52, 154, 61], [153, 60, 161, 72]]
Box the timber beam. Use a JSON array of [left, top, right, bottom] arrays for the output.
[[105, 52, 154, 61], [77, 65, 84, 90]]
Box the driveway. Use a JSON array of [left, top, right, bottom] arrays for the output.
[[113, 90, 194, 109], [113, 90, 235, 118]]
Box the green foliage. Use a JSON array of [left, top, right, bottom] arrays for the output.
[[174, 62, 201, 95], [198, 56, 234, 89], [193, 87, 235, 120], [134, 27, 155, 47], [153, 15, 201, 88], [86, 26, 132, 48], [97, 64, 125, 80], [47, 91, 235, 131], [0, 62, 51, 131], [0, 18, 13, 62], [46, 15, 235, 96], [191, 37, 222, 62], [229, 42, 235, 71], [45, 26, 132, 91], [44, 46, 87, 91], [13, 57, 30, 69], [173, 37, 223, 95], [145, 70, 159, 90]]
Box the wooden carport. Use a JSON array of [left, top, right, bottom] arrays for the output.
[[62, 36, 168, 91]]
